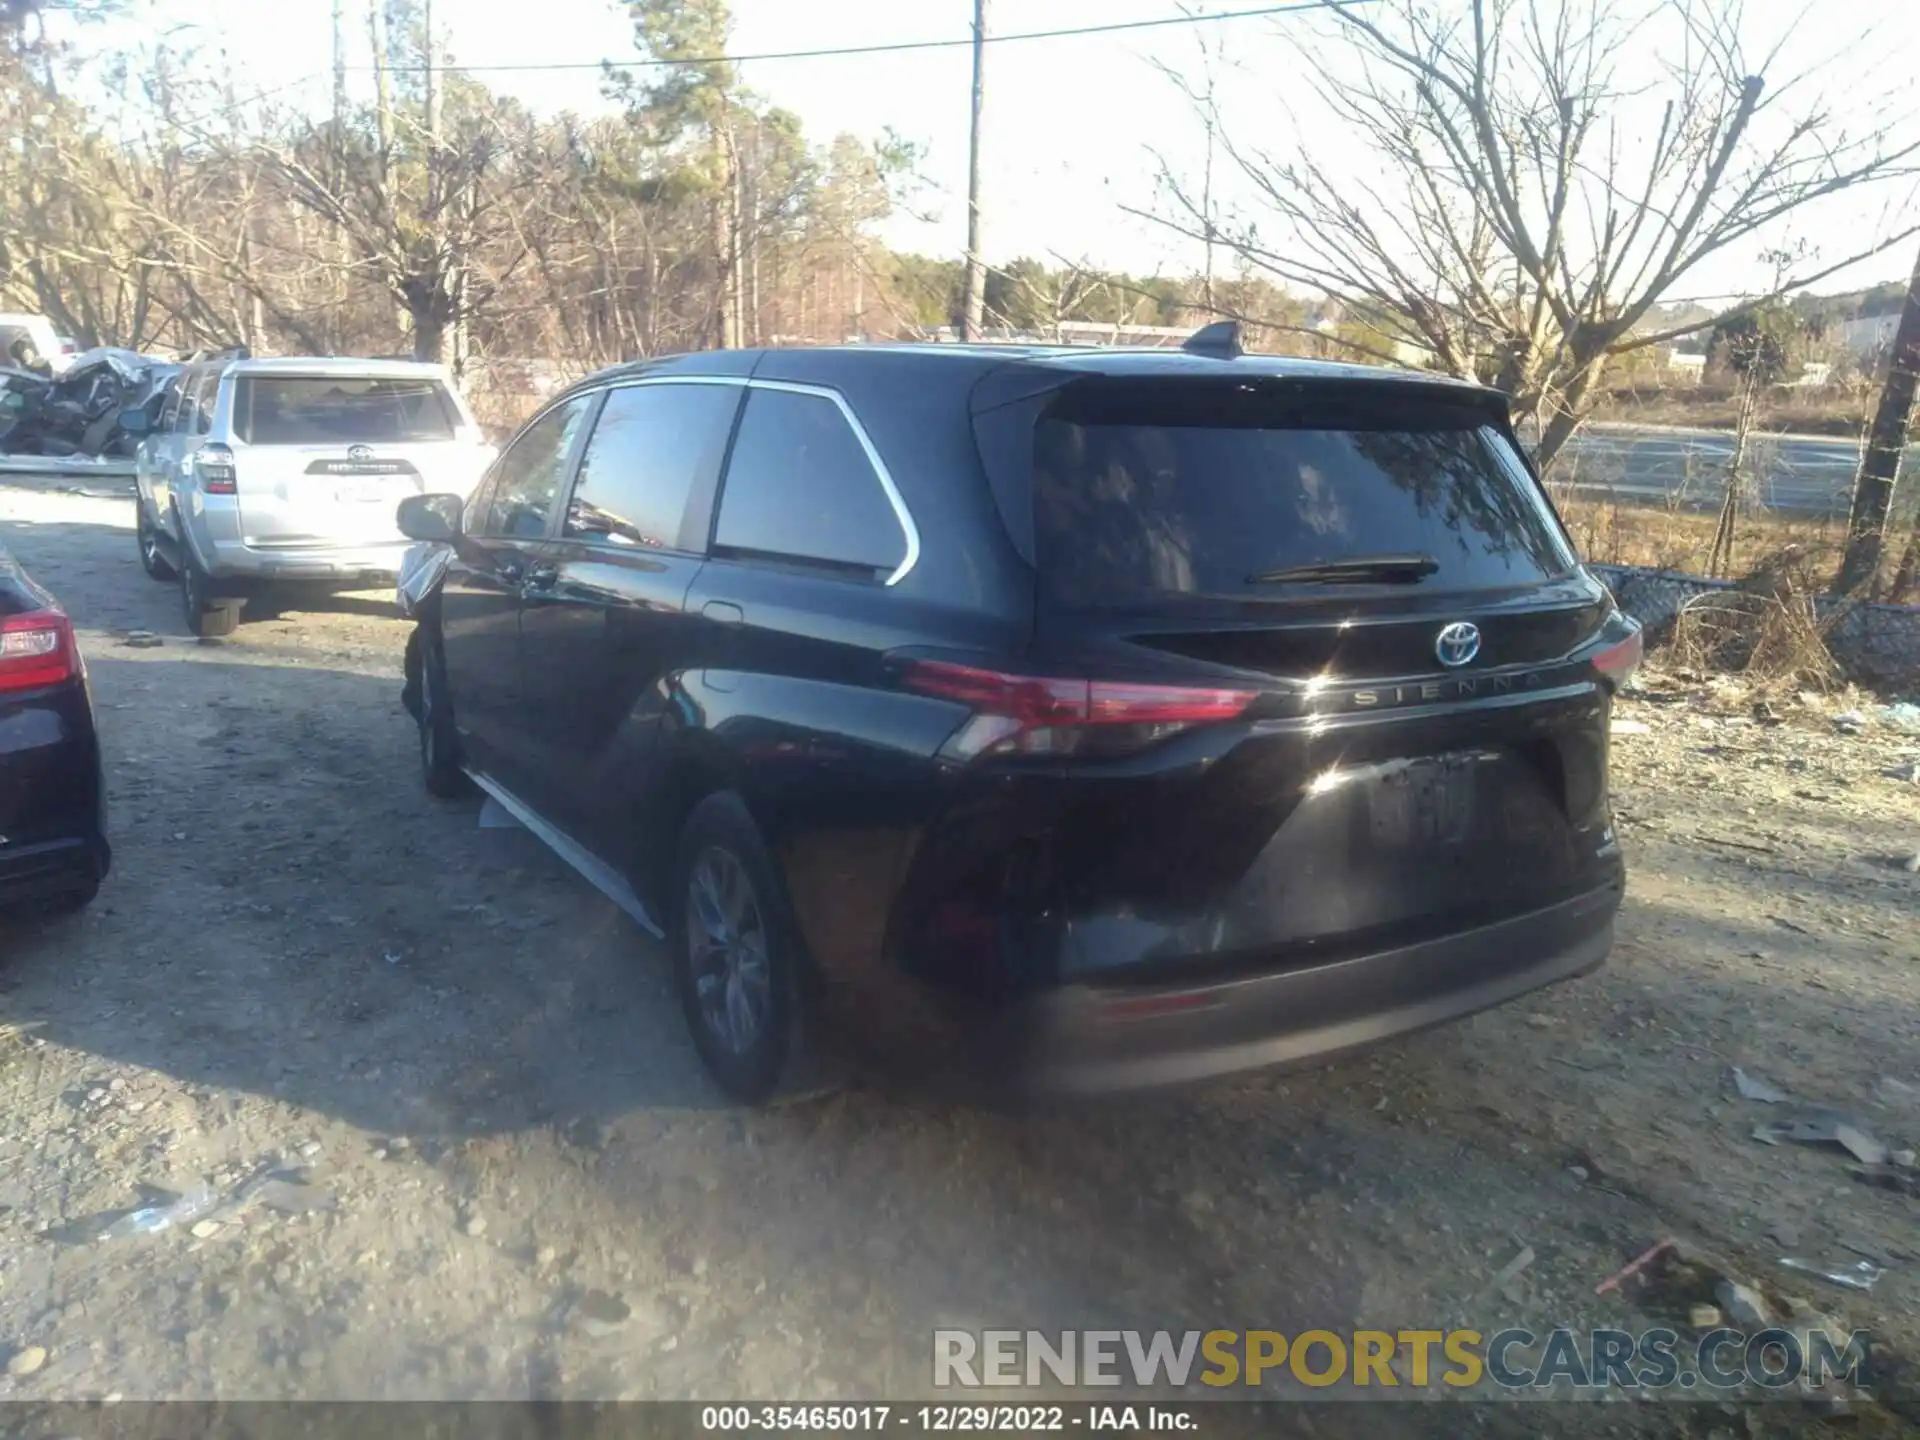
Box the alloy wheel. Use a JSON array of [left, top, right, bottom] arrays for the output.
[[685, 846, 772, 1055]]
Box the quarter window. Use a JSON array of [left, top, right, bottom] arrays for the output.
[[714, 388, 906, 576]]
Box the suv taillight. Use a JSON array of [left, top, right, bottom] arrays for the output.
[[196, 443, 237, 494], [898, 658, 1257, 760], [0, 608, 78, 692], [1592, 627, 1643, 691]]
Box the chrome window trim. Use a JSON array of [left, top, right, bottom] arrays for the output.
[[548, 372, 922, 586]]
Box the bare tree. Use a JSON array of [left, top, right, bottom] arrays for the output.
[[1835, 238, 1920, 594], [1143, 0, 1920, 470]]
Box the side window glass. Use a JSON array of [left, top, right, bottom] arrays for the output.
[[714, 389, 906, 575], [484, 395, 593, 540], [173, 376, 204, 435], [155, 378, 183, 433], [564, 383, 740, 551], [193, 378, 217, 434]]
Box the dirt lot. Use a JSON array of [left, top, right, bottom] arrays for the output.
[[0, 477, 1916, 1434]]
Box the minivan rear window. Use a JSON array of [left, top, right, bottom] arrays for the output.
[[233, 376, 459, 445], [1031, 386, 1576, 606]]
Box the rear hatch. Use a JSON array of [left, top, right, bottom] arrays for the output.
[[228, 373, 486, 548], [968, 371, 1629, 974]]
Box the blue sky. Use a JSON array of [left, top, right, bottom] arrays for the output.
[[72, 0, 1920, 299]]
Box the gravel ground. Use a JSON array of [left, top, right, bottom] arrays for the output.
[[1, 478, 1916, 1435]]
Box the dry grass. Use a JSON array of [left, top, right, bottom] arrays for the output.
[[1590, 383, 1873, 438], [1551, 488, 1848, 576], [1663, 545, 1850, 692]]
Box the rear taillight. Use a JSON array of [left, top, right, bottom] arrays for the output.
[[196, 443, 237, 494], [899, 658, 1258, 760], [0, 608, 78, 692], [1592, 626, 1643, 691]]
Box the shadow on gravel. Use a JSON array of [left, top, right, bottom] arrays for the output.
[[0, 649, 727, 1135]]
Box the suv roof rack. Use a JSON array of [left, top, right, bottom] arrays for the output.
[[1181, 320, 1244, 360]]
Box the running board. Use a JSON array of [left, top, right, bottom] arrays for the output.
[[462, 768, 665, 938]]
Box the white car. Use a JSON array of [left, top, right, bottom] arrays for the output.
[[131, 356, 494, 636]]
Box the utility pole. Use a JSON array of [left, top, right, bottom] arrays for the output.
[[331, 0, 346, 137], [961, 0, 988, 342], [1836, 238, 1920, 597]]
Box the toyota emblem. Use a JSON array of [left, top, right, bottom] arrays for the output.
[[347, 444, 374, 462], [1434, 621, 1481, 668]]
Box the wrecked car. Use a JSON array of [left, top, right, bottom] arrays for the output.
[[0, 347, 180, 459]]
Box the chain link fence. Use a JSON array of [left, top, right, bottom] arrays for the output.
[[1591, 562, 1920, 689]]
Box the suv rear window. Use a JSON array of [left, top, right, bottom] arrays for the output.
[[1031, 385, 1576, 606], [233, 376, 459, 445]]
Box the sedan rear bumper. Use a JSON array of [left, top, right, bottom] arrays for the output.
[[0, 835, 109, 907], [1005, 884, 1619, 1095]]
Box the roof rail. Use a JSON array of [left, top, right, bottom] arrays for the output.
[[178, 344, 250, 364], [1181, 320, 1244, 360]]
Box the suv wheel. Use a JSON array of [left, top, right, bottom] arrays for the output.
[[179, 545, 240, 638], [135, 502, 175, 581], [416, 627, 469, 798], [670, 793, 808, 1104]]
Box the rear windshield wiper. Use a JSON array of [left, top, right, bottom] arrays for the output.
[[1246, 553, 1440, 585]]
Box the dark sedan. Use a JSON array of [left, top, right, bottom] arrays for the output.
[[0, 542, 109, 917]]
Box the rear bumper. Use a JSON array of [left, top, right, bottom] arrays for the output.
[[0, 836, 109, 907], [999, 884, 1619, 1095], [200, 539, 409, 584], [0, 683, 109, 907]]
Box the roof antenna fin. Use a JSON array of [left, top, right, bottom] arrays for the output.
[[1182, 319, 1244, 359]]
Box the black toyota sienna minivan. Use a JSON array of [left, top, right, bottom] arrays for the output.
[[398, 328, 1638, 1102]]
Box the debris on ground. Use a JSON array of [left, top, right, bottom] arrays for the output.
[[1491, 1245, 1536, 1289], [92, 1184, 220, 1241], [1731, 1066, 1790, 1104], [1751, 1110, 1891, 1166], [1713, 1278, 1771, 1328], [1687, 1303, 1722, 1329], [1778, 1257, 1886, 1293], [1879, 702, 1920, 734], [4, 1344, 48, 1378], [1595, 1237, 1677, 1297], [1852, 1163, 1920, 1196], [1609, 718, 1651, 736]]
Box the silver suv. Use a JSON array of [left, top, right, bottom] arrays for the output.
[[132, 356, 492, 635]]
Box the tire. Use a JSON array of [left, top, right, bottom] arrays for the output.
[[416, 626, 470, 798], [135, 501, 175, 581], [179, 544, 240, 638], [670, 793, 811, 1104]]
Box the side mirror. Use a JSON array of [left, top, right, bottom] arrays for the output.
[[397, 492, 464, 543], [117, 407, 150, 437]]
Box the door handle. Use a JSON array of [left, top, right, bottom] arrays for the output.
[[701, 601, 744, 624], [496, 556, 525, 585], [522, 563, 559, 593]]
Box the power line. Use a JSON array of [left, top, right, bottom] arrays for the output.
[[355, 0, 1374, 75]]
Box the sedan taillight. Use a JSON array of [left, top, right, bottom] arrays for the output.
[[898, 658, 1258, 760], [0, 608, 78, 692]]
